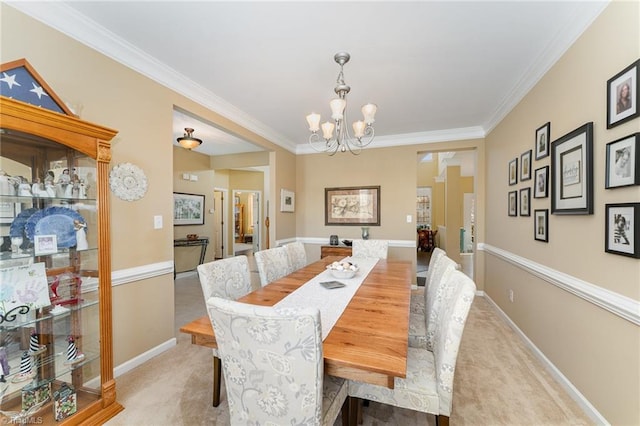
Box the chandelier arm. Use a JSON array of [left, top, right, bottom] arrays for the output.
[[355, 126, 375, 148], [308, 132, 339, 154]]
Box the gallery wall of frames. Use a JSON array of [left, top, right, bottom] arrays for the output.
[[506, 59, 639, 258]]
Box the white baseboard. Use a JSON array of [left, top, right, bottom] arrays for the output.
[[482, 294, 609, 426], [114, 338, 177, 378]]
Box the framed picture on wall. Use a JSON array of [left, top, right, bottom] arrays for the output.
[[605, 133, 639, 189], [508, 158, 518, 186], [534, 166, 549, 198], [605, 203, 640, 258], [508, 191, 517, 217], [607, 59, 639, 129], [173, 192, 205, 225], [519, 187, 531, 216], [534, 209, 549, 242], [520, 150, 532, 181], [280, 189, 295, 212], [325, 186, 380, 225], [535, 122, 550, 160], [551, 122, 594, 215]]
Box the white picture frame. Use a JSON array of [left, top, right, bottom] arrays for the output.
[[280, 188, 295, 212], [34, 234, 58, 255]]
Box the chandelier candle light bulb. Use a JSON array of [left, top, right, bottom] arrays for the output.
[[307, 52, 377, 155]]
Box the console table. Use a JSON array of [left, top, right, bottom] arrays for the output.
[[174, 237, 209, 278], [321, 245, 352, 258]]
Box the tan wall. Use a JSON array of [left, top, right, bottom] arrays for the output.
[[296, 140, 485, 285], [484, 2, 639, 424], [0, 5, 294, 367]]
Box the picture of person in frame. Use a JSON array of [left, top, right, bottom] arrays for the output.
[[614, 146, 631, 179], [538, 132, 547, 154], [537, 172, 546, 194], [613, 213, 630, 245], [617, 81, 632, 114]]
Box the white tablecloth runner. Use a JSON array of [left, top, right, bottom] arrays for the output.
[[274, 256, 379, 340]]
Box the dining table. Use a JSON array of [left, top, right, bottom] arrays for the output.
[[180, 255, 412, 389]]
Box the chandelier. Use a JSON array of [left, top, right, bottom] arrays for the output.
[[306, 52, 377, 155], [177, 128, 202, 150]]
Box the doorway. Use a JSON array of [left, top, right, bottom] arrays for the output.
[[416, 150, 476, 280], [232, 189, 261, 255]]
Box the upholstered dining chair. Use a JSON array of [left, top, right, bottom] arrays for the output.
[[285, 241, 307, 271], [408, 254, 458, 350], [207, 297, 349, 426], [348, 270, 476, 426], [196, 255, 252, 407], [254, 246, 294, 286], [351, 239, 389, 259], [410, 247, 446, 315]]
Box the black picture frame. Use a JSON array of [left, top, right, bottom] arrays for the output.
[[535, 122, 550, 160], [519, 187, 531, 217], [173, 192, 205, 226], [605, 203, 640, 258], [534, 209, 549, 242], [551, 122, 593, 215], [508, 191, 517, 217], [325, 186, 381, 226], [520, 150, 532, 181], [508, 158, 518, 186], [534, 166, 549, 198], [605, 133, 640, 189], [607, 59, 639, 129]]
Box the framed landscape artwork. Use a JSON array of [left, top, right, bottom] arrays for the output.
[[325, 186, 380, 226], [605, 203, 640, 258], [605, 133, 639, 189], [607, 59, 639, 129], [173, 192, 205, 226], [551, 122, 593, 215]]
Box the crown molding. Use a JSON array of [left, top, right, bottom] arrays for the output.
[[483, 1, 609, 133], [6, 1, 299, 154]]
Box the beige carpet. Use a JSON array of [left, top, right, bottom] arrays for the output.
[[105, 271, 594, 426]]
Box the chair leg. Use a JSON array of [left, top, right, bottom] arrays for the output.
[[212, 355, 222, 407], [347, 397, 360, 426], [435, 415, 449, 426], [341, 398, 350, 426]]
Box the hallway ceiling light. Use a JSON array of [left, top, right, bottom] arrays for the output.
[[306, 52, 377, 155], [177, 127, 202, 150]]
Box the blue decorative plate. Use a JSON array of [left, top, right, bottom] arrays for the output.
[[25, 206, 85, 248], [9, 208, 39, 238]]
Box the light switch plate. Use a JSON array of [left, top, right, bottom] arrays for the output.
[[406, 215, 412, 223], [153, 215, 163, 229]]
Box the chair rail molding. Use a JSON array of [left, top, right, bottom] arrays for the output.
[[480, 243, 640, 326]]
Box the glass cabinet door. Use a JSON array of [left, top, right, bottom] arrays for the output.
[[0, 129, 102, 421]]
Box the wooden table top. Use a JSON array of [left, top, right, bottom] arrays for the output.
[[180, 256, 412, 388]]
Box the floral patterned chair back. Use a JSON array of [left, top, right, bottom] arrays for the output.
[[285, 241, 307, 271], [196, 255, 252, 301], [196, 255, 254, 406], [207, 297, 325, 424], [424, 255, 458, 351], [351, 239, 389, 259], [255, 246, 293, 287]]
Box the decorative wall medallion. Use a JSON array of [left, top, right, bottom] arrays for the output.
[[109, 163, 148, 201]]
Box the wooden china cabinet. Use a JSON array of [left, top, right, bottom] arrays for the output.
[[0, 60, 122, 424]]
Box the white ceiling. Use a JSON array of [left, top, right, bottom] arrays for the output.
[[9, 1, 608, 156]]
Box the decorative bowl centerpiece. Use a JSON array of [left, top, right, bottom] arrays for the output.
[[342, 239, 353, 247], [327, 260, 359, 279], [186, 234, 198, 240]]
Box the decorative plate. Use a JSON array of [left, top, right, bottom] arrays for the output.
[[109, 162, 148, 201], [25, 206, 85, 248], [9, 208, 38, 238]]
